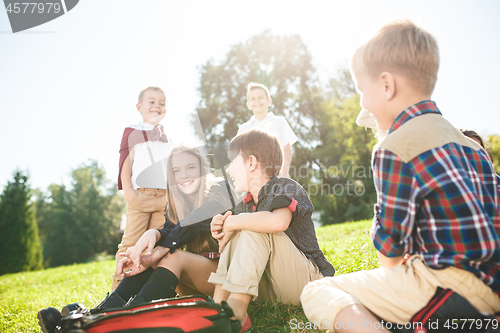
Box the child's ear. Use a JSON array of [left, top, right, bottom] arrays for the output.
[[267, 97, 272, 107], [380, 72, 396, 100], [136, 102, 142, 112], [248, 155, 258, 171]]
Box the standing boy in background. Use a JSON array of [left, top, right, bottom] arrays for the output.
[[112, 86, 171, 290], [301, 20, 500, 332], [237, 83, 297, 178]]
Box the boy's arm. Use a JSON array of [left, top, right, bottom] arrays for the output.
[[225, 208, 292, 234], [214, 208, 292, 252], [222, 185, 307, 235], [378, 251, 405, 269], [371, 148, 417, 259], [279, 144, 292, 178], [121, 155, 135, 204]]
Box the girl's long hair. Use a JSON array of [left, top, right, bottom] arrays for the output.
[[166, 145, 219, 254]]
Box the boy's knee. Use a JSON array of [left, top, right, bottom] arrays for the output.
[[301, 277, 359, 325], [238, 229, 267, 243], [301, 278, 326, 305]]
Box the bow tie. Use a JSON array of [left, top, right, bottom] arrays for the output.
[[148, 124, 168, 142]]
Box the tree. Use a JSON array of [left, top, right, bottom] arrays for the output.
[[0, 170, 43, 275], [487, 135, 500, 175], [37, 161, 125, 267], [195, 30, 321, 162], [311, 93, 378, 224], [307, 67, 377, 224], [326, 65, 356, 101]]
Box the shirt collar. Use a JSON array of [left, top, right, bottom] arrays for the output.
[[242, 176, 279, 206], [250, 112, 275, 124], [130, 122, 156, 131], [389, 100, 441, 134]]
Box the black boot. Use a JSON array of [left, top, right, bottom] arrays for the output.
[[90, 292, 127, 314], [61, 302, 86, 317], [123, 294, 149, 308], [37, 307, 62, 333]]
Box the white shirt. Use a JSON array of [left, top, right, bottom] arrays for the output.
[[237, 112, 298, 148], [128, 123, 171, 190]]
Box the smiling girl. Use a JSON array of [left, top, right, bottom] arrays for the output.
[[38, 145, 235, 332], [109, 144, 235, 305]]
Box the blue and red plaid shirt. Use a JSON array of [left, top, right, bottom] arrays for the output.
[[371, 100, 500, 294]]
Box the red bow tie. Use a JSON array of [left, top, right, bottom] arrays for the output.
[[148, 124, 168, 142]]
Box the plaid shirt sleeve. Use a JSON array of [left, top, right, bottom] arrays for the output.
[[371, 148, 420, 257], [497, 174, 500, 197]]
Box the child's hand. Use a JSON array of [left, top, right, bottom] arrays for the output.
[[116, 257, 138, 276], [217, 225, 234, 253], [124, 188, 135, 204], [211, 211, 231, 240], [119, 230, 157, 270], [215, 211, 235, 253], [117, 256, 151, 277]]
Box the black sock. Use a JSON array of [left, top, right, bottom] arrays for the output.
[[137, 267, 179, 302], [114, 267, 155, 301]]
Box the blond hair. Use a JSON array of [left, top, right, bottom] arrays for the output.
[[353, 19, 440, 95], [229, 129, 283, 178], [246, 82, 271, 99], [166, 145, 219, 254], [138, 86, 165, 103]]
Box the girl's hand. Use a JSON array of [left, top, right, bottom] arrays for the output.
[[119, 229, 158, 269], [117, 255, 150, 277], [118, 246, 168, 277], [117, 257, 145, 277]]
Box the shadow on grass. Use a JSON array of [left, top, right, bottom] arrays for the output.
[[248, 300, 319, 332]]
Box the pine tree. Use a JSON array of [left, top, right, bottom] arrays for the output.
[[0, 170, 43, 275], [38, 161, 124, 267]]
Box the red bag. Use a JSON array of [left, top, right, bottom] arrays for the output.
[[60, 295, 235, 333]]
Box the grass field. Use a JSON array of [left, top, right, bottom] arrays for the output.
[[0, 220, 379, 333]]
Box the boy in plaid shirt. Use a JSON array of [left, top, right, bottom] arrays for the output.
[[301, 20, 500, 331]]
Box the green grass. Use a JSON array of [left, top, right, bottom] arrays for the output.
[[0, 220, 379, 333]]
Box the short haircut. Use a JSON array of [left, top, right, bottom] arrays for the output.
[[228, 129, 283, 178], [138, 86, 165, 103], [246, 82, 271, 99], [352, 19, 440, 96]]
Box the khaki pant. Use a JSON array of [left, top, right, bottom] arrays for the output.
[[301, 255, 500, 331], [111, 188, 167, 290], [208, 230, 323, 304]]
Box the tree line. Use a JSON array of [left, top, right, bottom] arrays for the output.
[[0, 162, 124, 275], [1, 31, 499, 275]]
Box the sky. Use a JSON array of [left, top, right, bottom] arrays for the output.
[[1, 0, 499, 191]]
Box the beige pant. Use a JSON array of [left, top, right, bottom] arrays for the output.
[[208, 230, 323, 304], [111, 188, 167, 290], [301, 255, 500, 330]]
